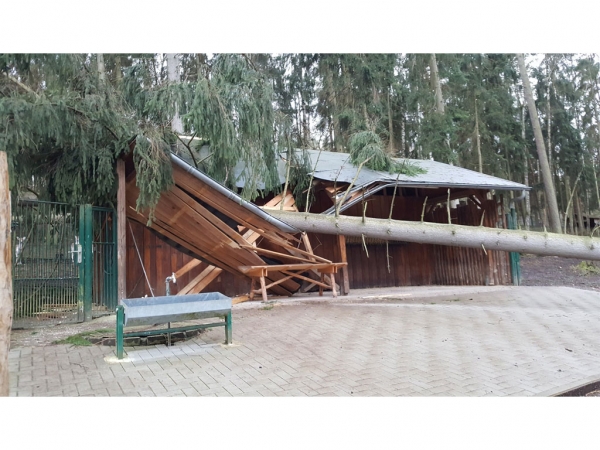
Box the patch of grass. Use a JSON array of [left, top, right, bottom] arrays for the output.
[[573, 261, 600, 276], [445, 298, 461, 302], [53, 335, 93, 346], [260, 304, 274, 311], [77, 328, 114, 337], [52, 328, 114, 346]]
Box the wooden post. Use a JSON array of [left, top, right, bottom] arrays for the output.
[[259, 276, 268, 302], [117, 159, 126, 303], [0, 152, 13, 396], [337, 235, 350, 295]]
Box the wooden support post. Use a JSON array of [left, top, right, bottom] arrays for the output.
[[259, 276, 268, 302], [117, 159, 126, 303], [249, 278, 256, 301], [330, 272, 337, 298], [337, 235, 350, 295], [0, 152, 13, 396], [319, 273, 324, 296]]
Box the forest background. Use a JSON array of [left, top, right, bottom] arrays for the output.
[[3, 52, 600, 235]]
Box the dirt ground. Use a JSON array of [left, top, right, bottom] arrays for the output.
[[520, 254, 600, 292]]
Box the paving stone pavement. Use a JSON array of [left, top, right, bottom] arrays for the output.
[[8, 286, 600, 397]]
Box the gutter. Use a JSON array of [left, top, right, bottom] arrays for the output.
[[170, 153, 300, 234]]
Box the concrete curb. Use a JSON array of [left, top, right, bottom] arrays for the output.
[[534, 374, 600, 397]]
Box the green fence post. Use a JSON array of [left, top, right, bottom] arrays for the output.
[[507, 208, 521, 286], [83, 204, 93, 322], [116, 305, 124, 359], [77, 206, 85, 322]]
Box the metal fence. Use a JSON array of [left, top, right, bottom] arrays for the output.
[[11, 201, 80, 325], [92, 207, 118, 314], [11, 200, 117, 328]]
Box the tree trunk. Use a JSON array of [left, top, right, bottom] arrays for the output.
[[0, 152, 13, 396], [564, 175, 574, 234], [166, 53, 183, 133], [430, 54, 445, 114], [475, 99, 483, 173], [97, 53, 106, 84], [517, 54, 562, 234], [522, 105, 531, 230], [387, 88, 394, 154], [267, 209, 600, 261], [574, 187, 583, 236]]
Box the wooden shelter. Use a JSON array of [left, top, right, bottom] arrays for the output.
[[256, 149, 530, 290], [123, 146, 529, 300], [123, 153, 344, 302]]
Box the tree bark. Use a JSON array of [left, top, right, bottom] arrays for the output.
[[0, 152, 13, 396], [522, 105, 531, 230], [430, 54, 445, 114], [166, 53, 183, 133], [517, 54, 562, 234], [387, 88, 394, 154], [475, 99, 483, 173], [267, 209, 600, 261], [97, 53, 106, 85]]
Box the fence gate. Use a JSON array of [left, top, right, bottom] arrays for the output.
[[11, 200, 118, 328]]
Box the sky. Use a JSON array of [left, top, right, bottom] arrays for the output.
[[5, 2, 600, 53]]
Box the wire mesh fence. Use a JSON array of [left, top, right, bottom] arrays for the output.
[[92, 207, 118, 314], [11, 200, 118, 327], [11, 200, 80, 325]]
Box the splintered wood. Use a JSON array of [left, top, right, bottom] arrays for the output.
[[125, 159, 346, 302]]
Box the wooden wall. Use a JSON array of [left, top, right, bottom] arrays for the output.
[[125, 219, 250, 299], [125, 187, 512, 297], [305, 189, 512, 289]]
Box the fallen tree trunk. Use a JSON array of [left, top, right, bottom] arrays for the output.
[[267, 210, 600, 261]]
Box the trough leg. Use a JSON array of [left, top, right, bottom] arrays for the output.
[[225, 311, 232, 345], [116, 305, 124, 360]]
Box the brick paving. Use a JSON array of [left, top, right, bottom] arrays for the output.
[[8, 286, 600, 396]]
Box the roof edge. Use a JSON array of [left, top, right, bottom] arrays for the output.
[[170, 153, 300, 234]]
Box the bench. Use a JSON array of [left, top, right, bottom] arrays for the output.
[[115, 292, 232, 360]]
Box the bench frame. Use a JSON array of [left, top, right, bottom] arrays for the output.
[[116, 304, 232, 360]]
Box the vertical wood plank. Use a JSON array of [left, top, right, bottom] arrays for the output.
[[0, 152, 13, 396], [337, 235, 350, 295]]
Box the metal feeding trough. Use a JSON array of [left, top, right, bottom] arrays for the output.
[[116, 292, 232, 359]]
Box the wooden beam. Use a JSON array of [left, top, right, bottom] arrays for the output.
[[337, 235, 350, 295], [174, 259, 202, 279], [187, 267, 223, 295], [280, 270, 330, 289], [239, 262, 346, 277], [117, 159, 126, 302], [241, 245, 315, 263], [259, 276, 268, 302], [0, 152, 13, 397], [177, 265, 222, 296]]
